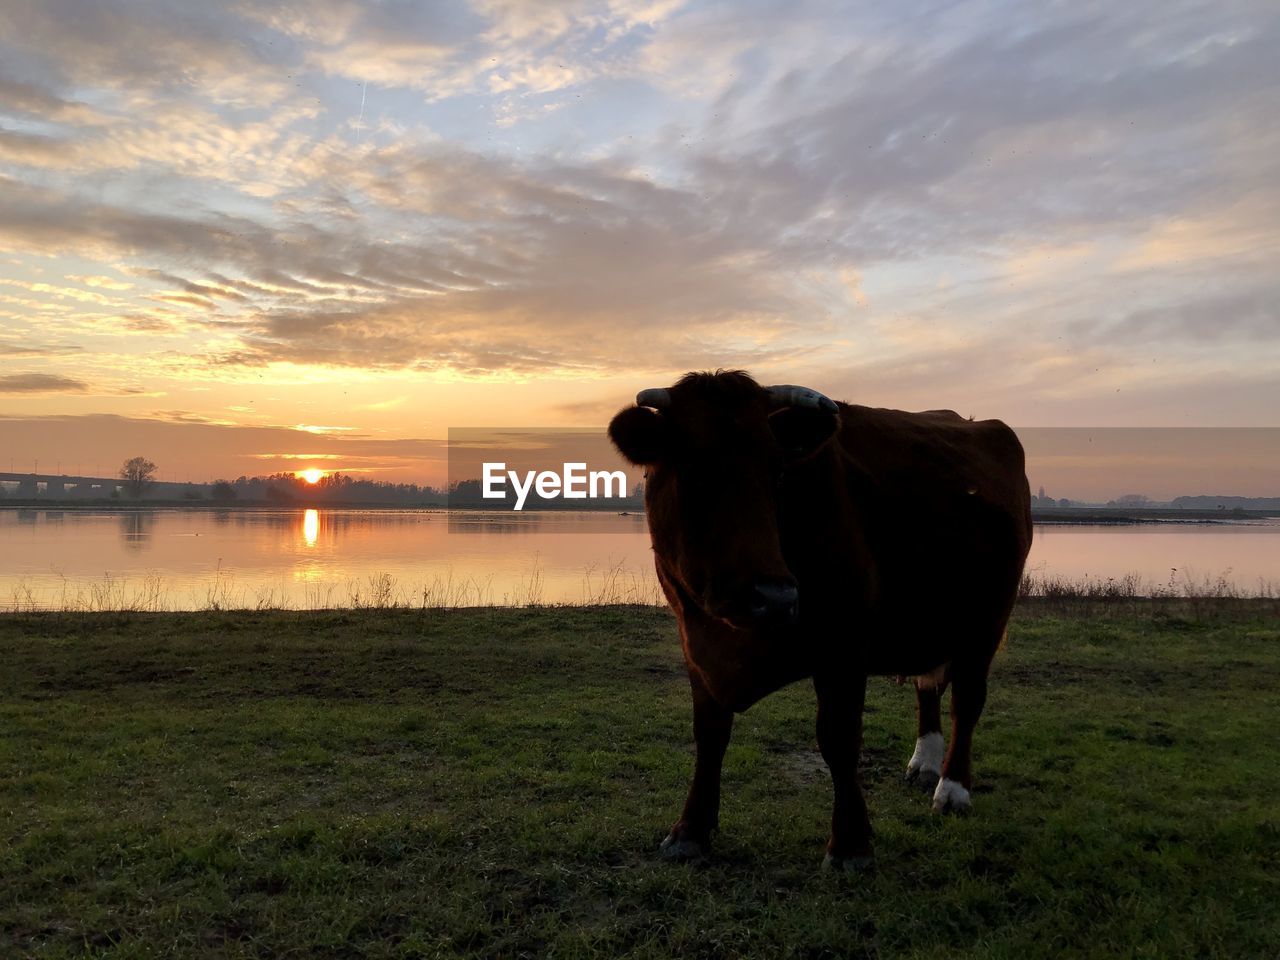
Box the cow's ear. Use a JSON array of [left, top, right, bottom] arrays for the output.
[[769, 406, 840, 461], [609, 405, 667, 465]]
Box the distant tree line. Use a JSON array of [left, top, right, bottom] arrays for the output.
[[1169, 495, 1280, 511], [211, 472, 446, 505]]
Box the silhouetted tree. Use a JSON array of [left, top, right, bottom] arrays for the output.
[[1111, 493, 1150, 508], [119, 456, 157, 498], [264, 483, 294, 504], [211, 480, 237, 502]]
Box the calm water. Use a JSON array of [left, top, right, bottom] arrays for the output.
[[2, 508, 1277, 610]]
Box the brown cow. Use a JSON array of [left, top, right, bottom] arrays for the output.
[[608, 370, 1032, 871]]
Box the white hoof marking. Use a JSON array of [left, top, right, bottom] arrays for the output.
[[906, 732, 944, 779], [932, 777, 971, 814]]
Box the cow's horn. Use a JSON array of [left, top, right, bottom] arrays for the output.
[[765, 384, 839, 413], [636, 388, 671, 409]]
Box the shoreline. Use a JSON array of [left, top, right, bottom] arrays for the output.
[[2, 595, 1278, 618], [1, 501, 1276, 525]]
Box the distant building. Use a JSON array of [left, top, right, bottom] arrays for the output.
[[1031, 484, 1059, 509]]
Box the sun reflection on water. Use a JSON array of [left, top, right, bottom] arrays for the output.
[[303, 508, 319, 547]]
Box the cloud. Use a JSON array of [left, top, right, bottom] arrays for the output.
[[0, 412, 451, 483], [148, 410, 242, 426], [0, 373, 90, 393], [0, 126, 75, 167], [0, 73, 105, 124], [2, 142, 827, 375], [546, 396, 634, 422], [0, 340, 83, 357], [0, 0, 1276, 428], [0, 2, 300, 106], [66, 274, 134, 290]]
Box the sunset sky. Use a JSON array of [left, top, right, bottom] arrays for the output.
[[1, 0, 1277, 490]]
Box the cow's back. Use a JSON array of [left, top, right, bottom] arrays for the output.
[[837, 405, 1030, 527], [820, 405, 1032, 661]]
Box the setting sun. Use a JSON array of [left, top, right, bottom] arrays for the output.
[[299, 468, 325, 485]]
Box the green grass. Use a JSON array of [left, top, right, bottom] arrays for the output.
[[1, 606, 1277, 958]]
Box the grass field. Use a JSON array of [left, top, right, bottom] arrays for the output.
[[2, 606, 1277, 958]]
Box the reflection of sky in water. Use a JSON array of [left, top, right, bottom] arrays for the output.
[[1, 508, 1277, 610]]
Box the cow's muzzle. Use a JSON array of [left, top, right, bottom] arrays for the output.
[[715, 578, 798, 628]]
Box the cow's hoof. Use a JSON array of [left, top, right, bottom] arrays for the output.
[[905, 733, 944, 794], [822, 852, 875, 875], [931, 778, 972, 814], [905, 767, 940, 794], [659, 832, 708, 862]]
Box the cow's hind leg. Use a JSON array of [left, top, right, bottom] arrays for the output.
[[932, 661, 990, 814], [905, 671, 948, 793], [815, 675, 874, 873], [662, 673, 733, 861]]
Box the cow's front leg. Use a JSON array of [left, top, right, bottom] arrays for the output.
[[661, 672, 733, 861], [906, 679, 946, 792], [815, 675, 873, 873], [933, 663, 989, 814]]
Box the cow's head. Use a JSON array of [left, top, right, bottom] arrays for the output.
[[608, 370, 840, 630]]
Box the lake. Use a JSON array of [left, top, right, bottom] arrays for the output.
[[2, 507, 1277, 610]]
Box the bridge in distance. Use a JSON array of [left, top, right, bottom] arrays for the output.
[[0, 472, 194, 499]]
